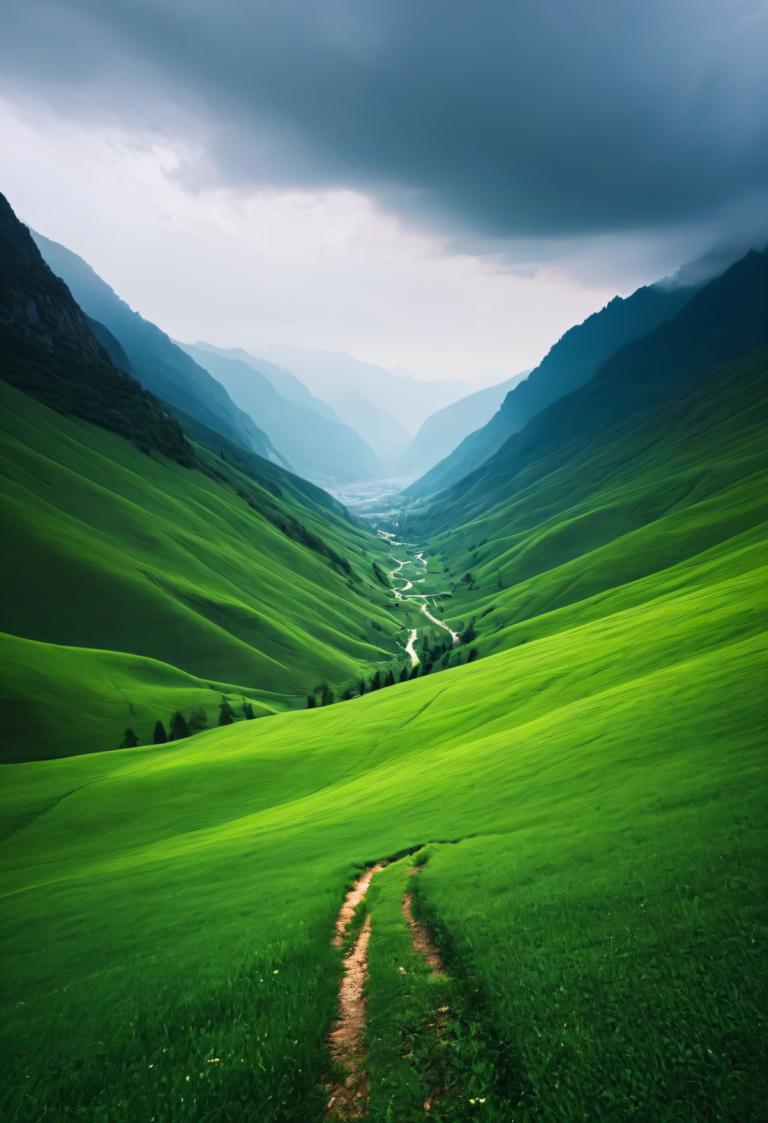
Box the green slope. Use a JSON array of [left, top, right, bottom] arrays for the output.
[[1, 326, 766, 1119], [0, 381, 402, 760], [418, 346, 768, 659]]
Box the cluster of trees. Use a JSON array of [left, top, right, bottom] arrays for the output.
[[305, 620, 481, 710], [120, 696, 258, 749]]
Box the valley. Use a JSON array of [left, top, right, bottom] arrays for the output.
[[1, 187, 766, 1123]]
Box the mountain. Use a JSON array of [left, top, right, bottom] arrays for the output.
[[32, 231, 284, 464], [192, 342, 338, 420], [417, 250, 768, 531], [0, 193, 193, 467], [181, 343, 381, 483], [406, 272, 702, 498], [398, 370, 528, 476]]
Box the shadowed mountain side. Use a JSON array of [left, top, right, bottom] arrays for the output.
[[0, 193, 194, 467], [32, 231, 284, 464], [407, 271, 702, 498], [416, 250, 768, 533]]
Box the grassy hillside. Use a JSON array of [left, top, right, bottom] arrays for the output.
[[2, 322, 766, 1119], [415, 346, 768, 659], [0, 381, 402, 760]]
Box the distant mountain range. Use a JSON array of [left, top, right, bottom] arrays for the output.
[[181, 342, 381, 482], [398, 370, 529, 476], [253, 344, 467, 464]]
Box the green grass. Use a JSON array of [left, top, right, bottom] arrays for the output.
[[0, 381, 402, 759]]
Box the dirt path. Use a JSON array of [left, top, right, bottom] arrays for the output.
[[403, 871, 444, 975], [326, 864, 386, 1119], [405, 628, 420, 667], [404, 872, 448, 1114]]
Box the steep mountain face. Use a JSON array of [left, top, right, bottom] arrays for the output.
[[407, 274, 702, 498], [253, 344, 453, 463], [32, 232, 283, 464], [0, 193, 193, 466], [398, 370, 528, 476], [182, 343, 381, 482], [192, 342, 338, 420], [417, 250, 768, 533]]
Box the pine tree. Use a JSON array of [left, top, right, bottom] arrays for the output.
[[121, 728, 138, 748], [461, 618, 477, 645], [384, 669, 395, 688], [321, 684, 335, 706], [189, 707, 208, 733], [218, 697, 235, 726], [169, 711, 189, 740], [399, 666, 409, 682], [243, 701, 255, 719], [153, 720, 167, 744], [307, 695, 317, 708], [370, 670, 382, 691], [341, 688, 354, 701], [358, 679, 367, 695]]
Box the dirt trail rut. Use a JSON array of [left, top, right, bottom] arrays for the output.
[[402, 889, 444, 975], [326, 864, 385, 1119]]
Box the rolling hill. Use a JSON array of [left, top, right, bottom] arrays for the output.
[[182, 342, 381, 482]]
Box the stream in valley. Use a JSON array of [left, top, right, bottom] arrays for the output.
[[323, 477, 459, 668]]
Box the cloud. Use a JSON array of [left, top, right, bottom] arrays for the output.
[[3, 0, 767, 255]]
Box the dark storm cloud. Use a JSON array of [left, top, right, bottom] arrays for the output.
[[3, 0, 767, 246]]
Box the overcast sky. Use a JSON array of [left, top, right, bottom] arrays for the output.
[[2, 1, 766, 384]]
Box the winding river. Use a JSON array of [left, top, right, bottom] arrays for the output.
[[378, 530, 460, 664]]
